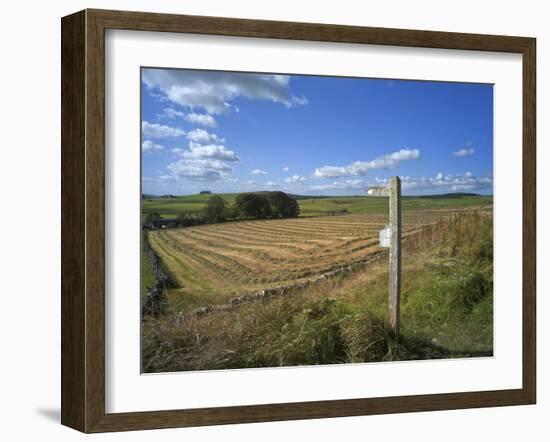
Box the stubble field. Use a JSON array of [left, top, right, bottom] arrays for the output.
[[147, 206, 487, 313]]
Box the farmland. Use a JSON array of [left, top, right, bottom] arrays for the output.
[[142, 206, 493, 372], [141, 192, 494, 373], [147, 207, 484, 313], [142, 192, 493, 219]]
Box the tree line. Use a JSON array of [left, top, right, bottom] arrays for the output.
[[144, 191, 300, 229], [202, 191, 300, 223]]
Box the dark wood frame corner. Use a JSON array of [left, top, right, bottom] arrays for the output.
[[61, 8, 536, 433]]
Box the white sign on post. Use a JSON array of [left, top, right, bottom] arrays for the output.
[[379, 225, 391, 248]]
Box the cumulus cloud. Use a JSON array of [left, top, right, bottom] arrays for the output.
[[142, 69, 308, 114], [251, 169, 267, 175], [142, 121, 185, 138], [161, 108, 185, 119], [285, 175, 306, 183], [184, 113, 218, 127], [141, 140, 165, 153], [308, 179, 365, 191], [167, 158, 233, 181], [265, 181, 278, 187], [373, 172, 492, 193], [282, 166, 290, 172], [142, 175, 177, 185], [160, 108, 218, 128], [314, 149, 420, 178], [452, 147, 475, 157], [187, 128, 224, 144], [178, 142, 239, 162], [165, 136, 240, 182], [142, 176, 158, 184]]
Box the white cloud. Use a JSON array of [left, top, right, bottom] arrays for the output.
[[160, 108, 218, 128], [282, 166, 290, 172], [251, 169, 267, 175], [307, 173, 493, 196], [314, 149, 420, 178], [184, 113, 218, 127], [158, 175, 177, 183], [142, 175, 177, 185], [142, 176, 157, 184], [167, 158, 233, 181], [161, 108, 185, 119], [164, 134, 240, 182], [452, 148, 475, 157], [265, 181, 278, 187], [373, 173, 492, 193], [142, 69, 307, 114], [292, 95, 309, 105], [161, 129, 240, 181], [285, 175, 306, 183], [187, 128, 224, 144], [142, 121, 185, 138], [308, 179, 365, 191], [141, 140, 165, 153], [179, 142, 239, 162]]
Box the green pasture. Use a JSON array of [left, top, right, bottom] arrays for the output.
[[142, 192, 493, 219]]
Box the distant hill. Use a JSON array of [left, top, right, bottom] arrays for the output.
[[142, 193, 177, 199], [143, 191, 487, 200]]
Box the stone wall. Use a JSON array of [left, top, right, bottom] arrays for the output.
[[142, 235, 171, 318], [178, 250, 388, 322]]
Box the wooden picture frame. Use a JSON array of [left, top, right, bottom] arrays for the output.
[[61, 8, 536, 433]]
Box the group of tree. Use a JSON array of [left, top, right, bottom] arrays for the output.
[[201, 196, 230, 224], [144, 191, 301, 229], [201, 191, 300, 224], [267, 191, 301, 218]]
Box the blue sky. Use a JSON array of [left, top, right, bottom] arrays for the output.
[[141, 68, 493, 196]]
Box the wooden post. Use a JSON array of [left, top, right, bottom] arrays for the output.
[[366, 178, 402, 334], [388, 176, 401, 335]]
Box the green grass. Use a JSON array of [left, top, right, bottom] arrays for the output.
[[142, 192, 493, 218], [142, 193, 239, 217]]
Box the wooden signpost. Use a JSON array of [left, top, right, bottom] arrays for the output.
[[367, 176, 402, 335]]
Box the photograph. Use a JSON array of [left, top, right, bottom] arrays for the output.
[[0, 0, 543, 437], [140, 68, 494, 373]]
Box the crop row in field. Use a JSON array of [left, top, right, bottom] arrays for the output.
[[142, 211, 494, 372], [148, 212, 453, 312]]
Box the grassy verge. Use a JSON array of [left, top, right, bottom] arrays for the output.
[[142, 212, 493, 372]]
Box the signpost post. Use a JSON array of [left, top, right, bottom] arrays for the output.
[[367, 176, 402, 335]]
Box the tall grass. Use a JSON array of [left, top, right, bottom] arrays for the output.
[[142, 212, 493, 372]]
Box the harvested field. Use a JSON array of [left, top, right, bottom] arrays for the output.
[[147, 209, 488, 313], [142, 210, 494, 372]]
